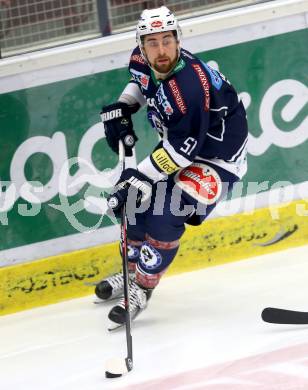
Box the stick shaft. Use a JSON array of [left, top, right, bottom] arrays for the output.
[[118, 141, 133, 370]]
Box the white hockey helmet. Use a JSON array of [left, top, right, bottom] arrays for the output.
[[136, 6, 181, 48]]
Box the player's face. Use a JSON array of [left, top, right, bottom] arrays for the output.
[[143, 32, 178, 74]]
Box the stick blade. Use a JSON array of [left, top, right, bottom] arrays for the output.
[[262, 307, 308, 325], [105, 357, 132, 378]]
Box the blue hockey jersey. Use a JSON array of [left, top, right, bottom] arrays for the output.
[[128, 46, 248, 181]]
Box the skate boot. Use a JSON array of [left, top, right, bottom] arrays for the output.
[[108, 280, 152, 325], [95, 272, 134, 301]]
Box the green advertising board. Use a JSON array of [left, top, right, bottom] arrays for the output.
[[0, 28, 307, 253]]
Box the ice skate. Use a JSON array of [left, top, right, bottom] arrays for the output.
[[108, 280, 152, 327], [95, 272, 134, 301]]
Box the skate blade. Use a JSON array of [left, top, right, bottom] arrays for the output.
[[93, 299, 105, 305], [93, 295, 124, 305], [108, 321, 125, 332]]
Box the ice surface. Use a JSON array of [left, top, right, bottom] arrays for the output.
[[1, 245, 308, 389]]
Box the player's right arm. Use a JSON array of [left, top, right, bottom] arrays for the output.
[[100, 49, 146, 157]]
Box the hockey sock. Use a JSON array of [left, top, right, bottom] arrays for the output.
[[136, 234, 179, 289]]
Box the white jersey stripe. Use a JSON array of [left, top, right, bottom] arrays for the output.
[[137, 156, 166, 183], [229, 136, 248, 162], [118, 81, 146, 107], [163, 139, 192, 168], [210, 106, 228, 111]]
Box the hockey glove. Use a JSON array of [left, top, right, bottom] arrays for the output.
[[107, 168, 153, 217], [100, 102, 139, 157]]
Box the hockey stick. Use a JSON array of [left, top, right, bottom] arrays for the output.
[[262, 307, 308, 325], [105, 141, 133, 378]]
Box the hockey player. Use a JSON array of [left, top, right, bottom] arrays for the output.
[[96, 6, 248, 326]]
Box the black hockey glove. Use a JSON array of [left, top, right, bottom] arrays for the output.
[[100, 102, 139, 157], [107, 168, 153, 217]]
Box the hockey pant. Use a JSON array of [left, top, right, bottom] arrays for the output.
[[127, 161, 240, 290]]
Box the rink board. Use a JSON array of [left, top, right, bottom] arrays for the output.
[[0, 200, 307, 316], [0, 3, 307, 316], [0, 27, 307, 263]]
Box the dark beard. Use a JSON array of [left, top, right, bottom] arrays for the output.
[[154, 57, 177, 74]]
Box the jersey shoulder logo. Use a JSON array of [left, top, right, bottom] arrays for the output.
[[130, 68, 150, 90], [130, 54, 146, 65], [201, 61, 223, 90]]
